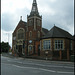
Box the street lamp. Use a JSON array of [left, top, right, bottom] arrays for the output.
[[45, 51, 48, 60]]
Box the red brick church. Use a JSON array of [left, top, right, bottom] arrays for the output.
[[12, 0, 74, 60]]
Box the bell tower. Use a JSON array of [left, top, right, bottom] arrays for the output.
[[27, 0, 42, 30], [26, 0, 42, 55]]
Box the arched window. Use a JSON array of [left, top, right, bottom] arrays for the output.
[[38, 31, 40, 38], [29, 19, 33, 26], [17, 29, 25, 39], [37, 20, 40, 26], [29, 31, 32, 37]]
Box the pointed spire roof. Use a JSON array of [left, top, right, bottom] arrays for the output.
[[33, 0, 36, 3], [30, 0, 39, 16]]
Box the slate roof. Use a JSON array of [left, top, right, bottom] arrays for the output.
[[42, 28, 49, 36], [42, 26, 73, 40], [18, 20, 27, 26], [13, 20, 27, 35]]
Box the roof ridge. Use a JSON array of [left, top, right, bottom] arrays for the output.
[[42, 25, 73, 39], [55, 26, 70, 34], [55, 26, 73, 39], [42, 27, 49, 31], [55, 26, 65, 37], [52, 26, 56, 37]]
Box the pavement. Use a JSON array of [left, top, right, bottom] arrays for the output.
[[1, 53, 74, 64]]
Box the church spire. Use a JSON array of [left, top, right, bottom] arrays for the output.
[[30, 0, 39, 16], [33, 0, 36, 3]]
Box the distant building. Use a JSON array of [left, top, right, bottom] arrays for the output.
[[12, 0, 74, 60]]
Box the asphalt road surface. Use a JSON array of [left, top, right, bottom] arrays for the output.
[[1, 55, 74, 75]]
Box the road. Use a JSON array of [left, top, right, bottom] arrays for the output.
[[1, 55, 74, 75]]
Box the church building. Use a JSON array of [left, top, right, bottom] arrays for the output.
[[12, 0, 74, 60]]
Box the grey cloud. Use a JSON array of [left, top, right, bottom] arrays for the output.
[[40, 0, 74, 35], [1, 13, 15, 31], [1, 8, 30, 32], [1, 0, 74, 35]]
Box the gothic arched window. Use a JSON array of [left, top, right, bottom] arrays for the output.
[[38, 31, 40, 38], [37, 20, 40, 26], [17, 29, 25, 39], [29, 19, 33, 26], [29, 31, 32, 37]]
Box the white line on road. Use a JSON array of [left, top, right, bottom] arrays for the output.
[[57, 71, 74, 74], [13, 64, 56, 72], [7, 60, 74, 69], [2, 63, 74, 74]]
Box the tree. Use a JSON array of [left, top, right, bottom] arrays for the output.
[[1, 42, 11, 53]]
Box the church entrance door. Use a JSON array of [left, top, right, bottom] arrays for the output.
[[38, 45, 40, 56], [18, 45, 22, 56]]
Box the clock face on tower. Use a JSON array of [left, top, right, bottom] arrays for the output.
[[33, 7, 36, 11], [29, 40, 32, 43]]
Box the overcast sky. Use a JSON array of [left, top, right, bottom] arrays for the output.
[[1, 0, 74, 47]]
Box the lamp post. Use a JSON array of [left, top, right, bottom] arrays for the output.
[[45, 51, 48, 60]]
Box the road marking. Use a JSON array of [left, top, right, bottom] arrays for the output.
[[7, 60, 10, 61], [2, 63, 74, 74], [57, 71, 74, 74], [7, 59, 74, 69], [12, 64, 56, 73]]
